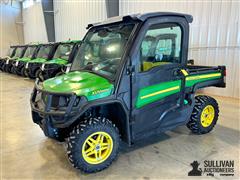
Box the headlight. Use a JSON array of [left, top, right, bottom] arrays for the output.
[[25, 62, 29, 68], [15, 61, 19, 66], [6, 59, 10, 64]]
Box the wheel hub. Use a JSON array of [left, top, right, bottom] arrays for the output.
[[201, 105, 215, 127], [82, 132, 113, 164]]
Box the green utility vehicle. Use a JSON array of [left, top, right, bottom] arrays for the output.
[[38, 40, 81, 81], [31, 12, 226, 173], [0, 45, 17, 71], [2, 45, 27, 73], [24, 42, 59, 78], [12, 44, 40, 75]]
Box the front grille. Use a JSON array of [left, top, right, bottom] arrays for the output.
[[41, 92, 71, 109]]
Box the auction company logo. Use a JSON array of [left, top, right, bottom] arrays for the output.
[[188, 160, 234, 177]]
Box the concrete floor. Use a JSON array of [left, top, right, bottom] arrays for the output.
[[0, 72, 239, 179]]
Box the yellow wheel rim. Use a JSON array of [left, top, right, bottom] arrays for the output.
[[201, 105, 215, 127], [82, 131, 113, 164]]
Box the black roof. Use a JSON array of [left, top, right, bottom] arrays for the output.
[[87, 12, 193, 29]]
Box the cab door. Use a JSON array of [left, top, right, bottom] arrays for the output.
[[130, 16, 190, 140]]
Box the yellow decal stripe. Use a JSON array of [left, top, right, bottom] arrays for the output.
[[140, 86, 180, 99], [186, 73, 221, 81]]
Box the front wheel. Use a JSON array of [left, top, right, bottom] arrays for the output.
[[187, 95, 219, 134], [66, 117, 120, 173], [35, 69, 41, 79]]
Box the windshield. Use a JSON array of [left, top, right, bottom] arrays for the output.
[[71, 23, 135, 79], [13, 47, 25, 58], [23, 46, 37, 58], [8, 48, 15, 57], [53, 43, 74, 60], [37, 45, 52, 59]]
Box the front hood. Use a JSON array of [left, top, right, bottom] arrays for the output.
[[43, 71, 114, 101], [29, 58, 47, 63], [44, 58, 68, 65], [18, 57, 31, 62]]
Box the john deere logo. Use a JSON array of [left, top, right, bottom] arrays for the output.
[[188, 161, 202, 176]]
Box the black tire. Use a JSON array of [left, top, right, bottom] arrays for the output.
[[66, 117, 120, 173], [35, 69, 41, 79], [10, 66, 15, 74], [187, 95, 219, 134], [21, 67, 26, 77], [38, 71, 45, 81]]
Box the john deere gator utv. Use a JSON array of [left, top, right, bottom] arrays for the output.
[[24, 42, 60, 78], [38, 40, 81, 81], [2, 45, 27, 73], [0, 46, 17, 71], [12, 44, 40, 75], [30, 12, 226, 173]]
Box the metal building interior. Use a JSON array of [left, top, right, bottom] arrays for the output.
[[0, 0, 239, 179]]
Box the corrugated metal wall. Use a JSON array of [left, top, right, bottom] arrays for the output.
[[119, 0, 239, 98], [54, 0, 107, 41], [0, 1, 24, 56], [22, 1, 48, 43]]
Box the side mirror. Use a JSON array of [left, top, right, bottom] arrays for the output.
[[187, 59, 194, 65]]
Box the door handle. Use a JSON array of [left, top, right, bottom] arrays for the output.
[[173, 69, 189, 77]]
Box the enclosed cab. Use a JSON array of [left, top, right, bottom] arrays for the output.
[[24, 42, 60, 78], [2, 45, 27, 73], [0, 46, 17, 71], [30, 12, 226, 173], [38, 40, 81, 81], [12, 44, 40, 75]]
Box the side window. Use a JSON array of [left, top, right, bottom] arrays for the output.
[[140, 23, 182, 72]]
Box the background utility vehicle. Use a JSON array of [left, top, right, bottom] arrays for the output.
[[2, 45, 27, 73], [31, 12, 226, 173], [12, 44, 40, 75], [38, 40, 81, 81], [24, 42, 59, 78], [0, 45, 17, 71]]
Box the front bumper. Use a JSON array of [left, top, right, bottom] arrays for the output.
[[31, 79, 86, 128]]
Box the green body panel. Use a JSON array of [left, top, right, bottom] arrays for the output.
[[185, 73, 221, 87], [136, 72, 222, 108], [43, 71, 114, 101], [44, 58, 68, 65], [18, 57, 32, 62], [136, 80, 181, 108], [29, 58, 47, 64]]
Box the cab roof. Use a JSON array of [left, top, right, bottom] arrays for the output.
[[87, 12, 193, 29], [60, 40, 82, 44]]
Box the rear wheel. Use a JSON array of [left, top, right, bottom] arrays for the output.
[[187, 95, 219, 134], [66, 117, 120, 173]]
